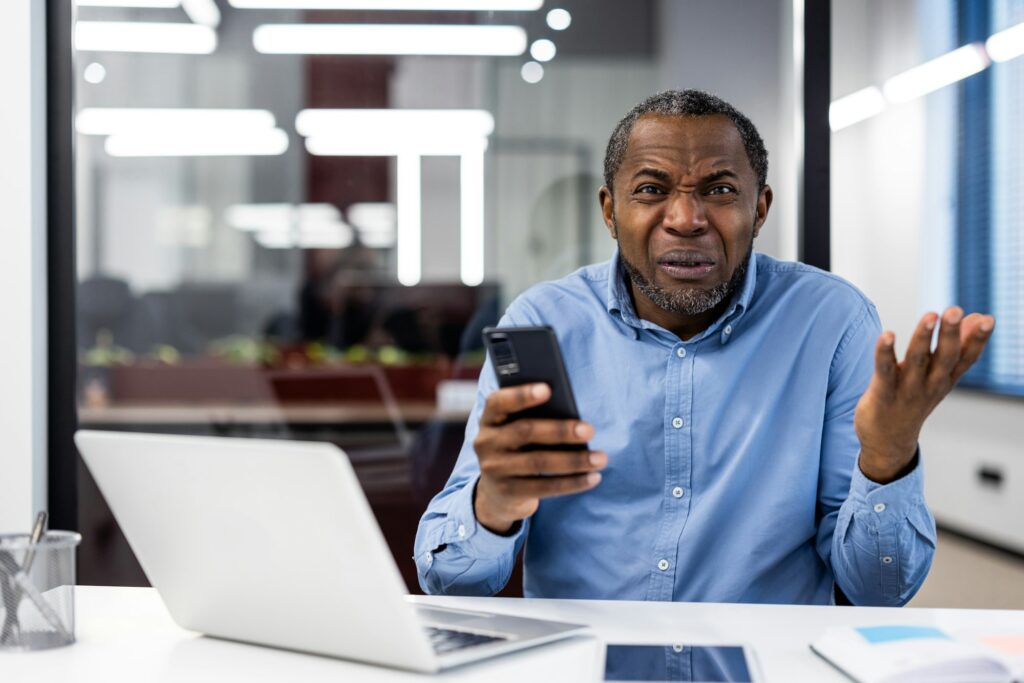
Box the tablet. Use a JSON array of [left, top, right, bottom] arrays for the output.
[[604, 644, 763, 682]]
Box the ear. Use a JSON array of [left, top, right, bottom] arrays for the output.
[[752, 184, 773, 239], [599, 186, 617, 239]]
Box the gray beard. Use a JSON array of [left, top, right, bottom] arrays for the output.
[[620, 243, 752, 317]]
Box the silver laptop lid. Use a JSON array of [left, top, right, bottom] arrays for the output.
[[75, 430, 438, 672]]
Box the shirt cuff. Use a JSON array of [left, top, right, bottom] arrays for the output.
[[431, 474, 526, 560], [848, 448, 926, 518]]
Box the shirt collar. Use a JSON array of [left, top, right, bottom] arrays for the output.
[[604, 246, 758, 344]]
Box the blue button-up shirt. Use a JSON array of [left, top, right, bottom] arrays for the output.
[[415, 251, 936, 606]]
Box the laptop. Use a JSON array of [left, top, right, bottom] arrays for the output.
[[75, 430, 587, 673]]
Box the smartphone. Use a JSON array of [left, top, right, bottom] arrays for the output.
[[604, 644, 763, 682], [481, 325, 586, 451]]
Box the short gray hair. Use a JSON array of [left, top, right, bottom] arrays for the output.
[[602, 89, 768, 194]]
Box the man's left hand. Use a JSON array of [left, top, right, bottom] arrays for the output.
[[854, 306, 995, 484]]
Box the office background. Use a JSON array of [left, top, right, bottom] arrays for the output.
[[1, 0, 1022, 605]]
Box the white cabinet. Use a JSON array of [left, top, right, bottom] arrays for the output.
[[921, 391, 1024, 553]]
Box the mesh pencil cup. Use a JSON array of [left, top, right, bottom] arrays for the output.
[[0, 531, 81, 651]]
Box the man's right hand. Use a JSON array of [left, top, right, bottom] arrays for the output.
[[472, 383, 607, 534]]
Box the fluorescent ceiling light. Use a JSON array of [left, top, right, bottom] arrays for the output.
[[829, 86, 885, 131], [231, 0, 541, 9], [226, 203, 341, 231], [298, 108, 493, 156], [253, 24, 527, 56], [985, 21, 1024, 63], [296, 109, 494, 138], [75, 21, 217, 54], [75, 0, 180, 6], [460, 151, 485, 286], [348, 203, 396, 232], [397, 155, 421, 286], [882, 43, 989, 104], [105, 128, 289, 156], [546, 8, 571, 30], [77, 108, 276, 136], [182, 0, 221, 27], [256, 223, 354, 250]]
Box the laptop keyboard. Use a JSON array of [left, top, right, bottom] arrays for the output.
[[425, 626, 508, 654]]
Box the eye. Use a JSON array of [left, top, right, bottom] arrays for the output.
[[707, 185, 736, 195], [635, 184, 664, 195]]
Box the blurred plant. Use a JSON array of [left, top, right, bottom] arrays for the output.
[[209, 336, 281, 365], [81, 329, 135, 367], [304, 341, 345, 365], [148, 344, 181, 365]]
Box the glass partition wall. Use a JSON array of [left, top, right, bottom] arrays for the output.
[[71, 0, 793, 589]]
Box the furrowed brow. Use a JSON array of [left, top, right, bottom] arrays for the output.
[[702, 169, 740, 183], [631, 167, 672, 183]]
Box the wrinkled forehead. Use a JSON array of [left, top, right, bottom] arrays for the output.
[[620, 113, 753, 181]]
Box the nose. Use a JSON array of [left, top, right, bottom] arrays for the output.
[[662, 191, 708, 236]]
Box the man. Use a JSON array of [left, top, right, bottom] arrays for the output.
[[414, 90, 994, 606]]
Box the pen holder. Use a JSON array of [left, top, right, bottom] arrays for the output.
[[0, 531, 81, 651]]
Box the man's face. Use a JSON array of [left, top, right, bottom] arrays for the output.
[[600, 114, 772, 320]]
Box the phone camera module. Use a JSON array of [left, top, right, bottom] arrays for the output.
[[491, 340, 520, 376]]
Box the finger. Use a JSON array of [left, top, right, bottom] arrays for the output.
[[482, 450, 607, 478], [480, 383, 550, 425], [871, 331, 899, 398], [492, 418, 594, 450], [926, 307, 963, 386], [506, 472, 602, 499], [900, 312, 940, 385], [951, 314, 995, 383]]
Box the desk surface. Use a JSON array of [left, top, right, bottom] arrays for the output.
[[4, 587, 1024, 682]]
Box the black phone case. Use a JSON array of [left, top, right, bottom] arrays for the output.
[[482, 326, 586, 451]]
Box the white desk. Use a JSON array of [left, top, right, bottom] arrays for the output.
[[3, 587, 1024, 682]]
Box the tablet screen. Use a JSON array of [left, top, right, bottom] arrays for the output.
[[604, 644, 755, 682]]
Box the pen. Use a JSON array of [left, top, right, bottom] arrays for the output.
[[22, 511, 48, 576]]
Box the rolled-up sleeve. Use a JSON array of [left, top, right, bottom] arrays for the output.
[[815, 303, 937, 607]]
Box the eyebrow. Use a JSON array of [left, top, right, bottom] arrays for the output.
[[702, 169, 740, 183], [631, 167, 672, 183], [629, 167, 740, 184]]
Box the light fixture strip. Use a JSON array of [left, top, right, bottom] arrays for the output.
[[882, 43, 989, 104], [828, 86, 885, 132], [104, 128, 289, 157], [230, 0, 542, 9], [74, 21, 217, 54], [460, 151, 485, 286], [76, 108, 277, 136], [254, 24, 526, 56], [397, 155, 422, 287], [985, 21, 1024, 63], [181, 0, 221, 27], [75, 0, 180, 6]]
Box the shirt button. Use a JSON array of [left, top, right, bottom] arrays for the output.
[[425, 552, 433, 565], [882, 556, 893, 564], [676, 347, 686, 358], [672, 644, 684, 653], [874, 503, 886, 513], [657, 559, 670, 571], [457, 524, 466, 538], [672, 486, 684, 498], [724, 325, 733, 335], [671, 417, 683, 429]]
